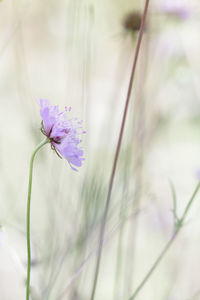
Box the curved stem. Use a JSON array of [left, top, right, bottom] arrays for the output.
[[26, 138, 49, 300], [128, 233, 177, 300], [128, 182, 200, 300], [89, 1, 150, 299]]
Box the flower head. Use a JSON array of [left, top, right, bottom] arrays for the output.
[[38, 99, 85, 171], [123, 11, 142, 32]]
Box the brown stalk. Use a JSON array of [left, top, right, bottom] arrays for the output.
[[89, 1, 151, 299]]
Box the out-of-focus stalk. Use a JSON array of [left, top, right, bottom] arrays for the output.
[[89, 1, 151, 299]]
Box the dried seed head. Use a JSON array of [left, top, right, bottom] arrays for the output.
[[123, 11, 142, 32]]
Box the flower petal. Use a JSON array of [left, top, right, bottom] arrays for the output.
[[39, 99, 59, 135], [55, 141, 84, 170]]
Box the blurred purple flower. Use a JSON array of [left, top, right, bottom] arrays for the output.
[[159, 1, 191, 19], [39, 99, 85, 171], [195, 169, 200, 181]]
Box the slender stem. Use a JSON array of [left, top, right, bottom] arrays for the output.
[[26, 138, 49, 300], [89, 1, 150, 300], [128, 233, 177, 300], [128, 182, 200, 300], [180, 182, 200, 223]]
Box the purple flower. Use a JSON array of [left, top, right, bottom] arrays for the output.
[[38, 99, 85, 171], [159, 1, 191, 20], [195, 169, 200, 181]]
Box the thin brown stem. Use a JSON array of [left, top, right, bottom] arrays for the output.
[[89, 1, 150, 299]]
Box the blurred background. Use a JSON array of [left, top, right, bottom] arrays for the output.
[[1, 0, 200, 299]]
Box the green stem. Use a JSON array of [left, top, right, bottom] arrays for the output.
[[128, 182, 200, 300], [128, 232, 177, 300], [180, 182, 200, 224], [26, 138, 49, 300]]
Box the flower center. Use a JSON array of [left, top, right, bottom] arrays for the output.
[[52, 136, 61, 144]]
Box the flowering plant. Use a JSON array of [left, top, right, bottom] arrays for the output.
[[39, 99, 85, 171], [26, 100, 85, 300]]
